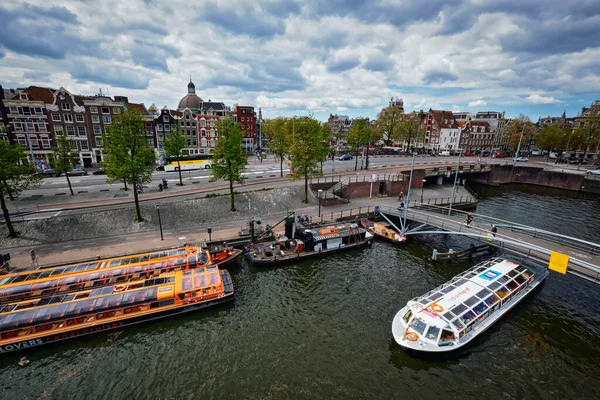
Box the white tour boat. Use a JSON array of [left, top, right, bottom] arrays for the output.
[[392, 258, 548, 352]]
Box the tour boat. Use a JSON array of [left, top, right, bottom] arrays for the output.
[[0, 249, 211, 304], [0, 266, 234, 354], [360, 219, 406, 244], [246, 222, 373, 266], [391, 258, 548, 352]]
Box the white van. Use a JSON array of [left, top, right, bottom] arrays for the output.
[[531, 150, 540, 156], [440, 151, 451, 156], [549, 152, 558, 159]]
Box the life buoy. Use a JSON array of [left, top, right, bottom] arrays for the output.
[[404, 331, 418, 341], [114, 285, 126, 292], [430, 303, 444, 313]]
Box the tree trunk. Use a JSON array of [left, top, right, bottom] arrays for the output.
[[133, 181, 143, 222], [123, 179, 128, 191], [177, 160, 183, 186], [0, 189, 17, 238], [354, 148, 359, 171], [280, 156, 284, 177], [66, 173, 74, 196], [229, 178, 236, 212], [304, 171, 308, 204]]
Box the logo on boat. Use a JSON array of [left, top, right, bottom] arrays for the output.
[[479, 269, 501, 281], [0, 338, 43, 353]]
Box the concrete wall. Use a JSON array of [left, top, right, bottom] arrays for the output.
[[485, 165, 585, 191]]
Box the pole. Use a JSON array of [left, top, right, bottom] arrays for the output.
[[24, 121, 35, 167], [513, 124, 525, 166], [448, 152, 462, 216], [402, 154, 416, 234], [365, 140, 370, 170], [156, 204, 163, 240], [369, 180, 373, 199], [420, 179, 425, 203], [318, 189, 323, 217]]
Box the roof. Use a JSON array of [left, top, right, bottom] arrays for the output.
[[178, 94, 203, 110], [127, 102, 149, 115], [430, 110, 459, 128], [23, 86, 54, 104]]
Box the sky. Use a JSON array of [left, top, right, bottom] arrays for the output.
[[1, 0, 599, 122]]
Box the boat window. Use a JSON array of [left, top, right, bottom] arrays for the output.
[[182, 278, 193, 291], [463, 272, 476, 279], [462, 310, 476, 325], [50, 268, 66, 276], [48, 303, 69, 320], [451, 318, 465, 330], [187, 255, 197, 265], [450, 304, 468, 316], [0, 277, 14, 285], [49, 295, 66, 304], [475, 288, 491, 299], [487, 282, 501, 290], [402, 310, 413, 324], [452, 279, 467, 287], [36, 298, 52, 307], [206, 264, 217, 272], [427, 292, 444, 302], [497, 276, 509, 284], [495, 285, 510, 298], [194, 275, 207, 289], [418, 298, 430, 305], [106, 294, 124, 308], [100, 286, 114, 295], [507, 269, 518, 278], [425, 326, 440, 340], [30, 281, 52, 292], [109, 260, 123, 267], [168, 250, 178, 256], [483, 295, 497, 307], [38, 271, 52, 279], [182, 270, 192, 276], [442, 311, 455, 321], [514, 275, 526, 285], [26, 273, 41, 281], [12, 275, 28, 283], [474, 266, 487, 273], [463, 296, 479, 308], [409, 318, 427, 335], [440, 285, 456, 294], [439, 329, 455, 344], [505, 280, 518, 291], [472, 302, 488, 316]]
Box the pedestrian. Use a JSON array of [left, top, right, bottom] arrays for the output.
[[491, 224, 497, 237], [398, 191, 404, 203]]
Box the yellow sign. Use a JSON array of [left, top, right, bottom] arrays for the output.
[[548, 251, 569, 274]]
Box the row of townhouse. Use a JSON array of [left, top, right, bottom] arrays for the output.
[[0, 80, 261, 170]]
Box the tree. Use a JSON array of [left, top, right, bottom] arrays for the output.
[[211, 119, 247, 212], [506, 115, 536, 151], [318, 122, 332, 174], [102, 109, 156, 222], [264, 118, 290, 177], [52, 132, 79, 196], [535, 125, 567, 151], [0, 141, 42, 238], [288, 116, 323, 203], [376, 105, 403, 146], [346, 118, 370, 171], [575, 114, 600, 156], [398, 113, 425, 151], [164, 129, 187, 186]]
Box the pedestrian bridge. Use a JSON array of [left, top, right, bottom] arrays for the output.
[[375, 204, 600, 284]]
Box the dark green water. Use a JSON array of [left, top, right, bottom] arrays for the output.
[[1, 190, 599, 400]]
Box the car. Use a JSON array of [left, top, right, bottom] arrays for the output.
[[92, 167, 106, 175], [35, 168, 55, 177], [549, 152, 558, 159], [339, 154, 353, 160], [586, 169, 600, 175], [493, 152, 506, 158], [440, 151, 450, 156], [530, 150, 541, 156], [514, 157, 529, 162], [569, 159, 587, 164], [67, 168, 87, 176], [463, 151, 475, 156], [155, 165, 165, 171]]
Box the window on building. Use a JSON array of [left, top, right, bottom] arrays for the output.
[[18, 138, 27, 147], [38, 122, 46, 131], [156, 124, 163, 131], [66, 126, 75, 136], [52, 113, 61, 122], [210, 139, 215, 147], [201, 129, 205, 137], [210, 129, 215, 137], [93, 126, 101, 135], [241, 117, 245, 122], [20, 94, 27, 100], [41, 137, 51, 149], [9, 106, 18, 115], [75, 114, 85, 122], [54, 126, 64, 136], [92, 115, 100, 123], [26, 121, 35, 131], [103, 116, 111, 124], [13, 122, 23, 131], [146, 130, 153, 137], [80, 141, 89, 150], [69, 140, 78, 150], [164, 124, 170, 132], [171, 124, 176, 131], [64, 114, 73, 123], [102, 107, 110, 114], [200, 119, 206, 127], [201, 138, 207, 147], [209, 120, 215, 127], [163, 115, 169, 122], [113, 108, 121, 114], [77, 126, 87, 137], [95, 137, 103, 147], [147, 139, 154, 146], [35, 107, 43, 116], [90, 107, 98, 113], [62, 103, 71, 111], [30, 138, 39, 149]]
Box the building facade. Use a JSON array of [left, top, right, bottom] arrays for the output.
[[234, 105, 255, 153], [328, 114, 352, 148]]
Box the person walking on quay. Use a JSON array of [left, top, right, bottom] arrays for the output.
[[491, 224, 497, 237]]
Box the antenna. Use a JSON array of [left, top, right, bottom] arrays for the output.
[[189, 74, 192, 82]]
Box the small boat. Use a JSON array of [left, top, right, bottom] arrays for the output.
[[246, 222, 373, 266], [206, 244, 243, 268], [391, 258, 548, 352], [0, 266, 234, 354], [360, 219, 406, 244]]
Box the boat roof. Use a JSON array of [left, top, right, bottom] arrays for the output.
[[408, 258, 533, 329], [307, 222, 363, 241]]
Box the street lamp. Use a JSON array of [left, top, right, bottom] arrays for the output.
[[156, 204, 163, 241], [207, 226, 212, 242], [420, 179, 427, 203], [318, 189, 323, 218]]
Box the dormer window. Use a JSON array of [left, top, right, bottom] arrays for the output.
[[62, 103, 71, 111], [20, 93, 27, 100]]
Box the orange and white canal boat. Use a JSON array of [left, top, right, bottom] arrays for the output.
[[360, 219, 406, 244]]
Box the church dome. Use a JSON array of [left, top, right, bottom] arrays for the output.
[[177, 79, 203, 110]]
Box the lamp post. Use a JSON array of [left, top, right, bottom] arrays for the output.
[[156, 204, 163, 240], [448, 152, 462, 216], [207, 226, 212, 242], [318, 189, 323, 218], [420, 179, 426, 203]]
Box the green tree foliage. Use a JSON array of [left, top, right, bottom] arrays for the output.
[[535, 125, 567, 151], [52, 132, 79, 195], [0, 141, 42, 238], [398, 113, 425, 151], [346, 118, 370, 171], [164, 128, 187, 186], [264, 118, 290, 177], [574, 114, 600, 155], [288, 116, 323, 203], [506, 115, 536, 150], [318, 122, 332, 173], [211, 119, 247, 212], [376, 105, 403, 146], [102, 109, 156, 222]]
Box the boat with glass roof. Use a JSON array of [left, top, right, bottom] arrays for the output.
[[0, 249, 211, 304], [0, 265, 234, 354], [392, 258, 548, 352]]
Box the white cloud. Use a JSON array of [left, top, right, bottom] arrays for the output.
[[468, 99, 487, 107], [525, 94, 561, 104]]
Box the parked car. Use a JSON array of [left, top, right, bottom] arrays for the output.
[[92, 167, 106, 175], [155, 165, 165, 171], [514, 157, 529, 162], [568, 159, 587, 164], [548, 152, 558, 159], [36, 168, 55, 177], [493, 151, 506, 158], [586, 168, 600, 175], [339, 154, 353, 160], [463, 151, 475, 156], [440, 151, 450, 156], [67, 168, 87, 176], [530, 150, 541, 156]]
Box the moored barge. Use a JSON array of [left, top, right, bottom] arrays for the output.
[[360, 219, 406, 244], [0, 266, 234, 354], [392, 258, 547, 352]]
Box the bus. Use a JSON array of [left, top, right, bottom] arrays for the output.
[[164, 159, 212, 172]]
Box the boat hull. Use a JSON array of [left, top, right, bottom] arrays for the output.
[[392, 276, 545, 353], [211, 249, 243, 269], [0, 292, 234, 355]]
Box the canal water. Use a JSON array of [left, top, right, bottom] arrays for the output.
[[1, 187, 599, 400]]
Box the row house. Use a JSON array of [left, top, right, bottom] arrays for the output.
[[125, 101, 156, 150], [153, 107, 181, 162], [454, 111, 507, 151], [197, 102, 227, 155], [233, 105, 256, 153], [458, 120, 493, 152], [81, 94, 126, 166], [423, 109, 458, 151], [328, 114, 352, 147], [0, 85, 11, 142]]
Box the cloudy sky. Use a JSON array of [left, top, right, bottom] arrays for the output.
[[1, 0, 599, 121]]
